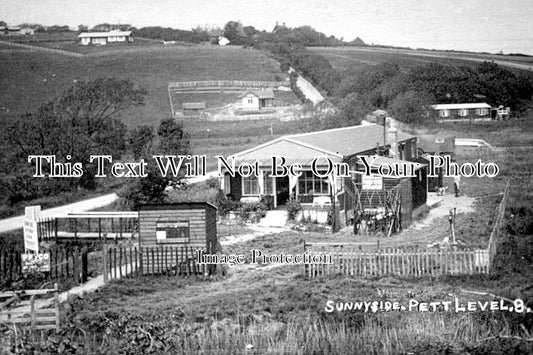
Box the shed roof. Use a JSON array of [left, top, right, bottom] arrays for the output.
[[137, 202, 217, 211], [229, 124, 416, 165], [238, 89, 275, 99], [431, 103, 491, 110], [183, 102, 206, 110], [78, 30, 132, 38]]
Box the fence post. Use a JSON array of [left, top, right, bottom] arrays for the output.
[[54, 283, 60, 332], [30, 295, 36, 332], [81, 246, 88, 283], [73, 247, 80, 284], [102, 243, 108, 283]]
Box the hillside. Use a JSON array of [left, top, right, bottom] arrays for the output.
[[0, 44, 290, 128], [309, 46, 533, 72]]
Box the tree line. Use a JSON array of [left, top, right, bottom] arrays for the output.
[[0, 78, 190, 212]]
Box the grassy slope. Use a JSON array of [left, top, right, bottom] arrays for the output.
[[309, 46, 533, 72], [0, 45, 289, 128]]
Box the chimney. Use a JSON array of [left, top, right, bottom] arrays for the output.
[[388, 127, 398, 158]]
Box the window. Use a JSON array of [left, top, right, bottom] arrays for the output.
[[439, 109, 449, 118], [156, 221, 189, 244], [263, 172, 273, 195], [247, 98, 253, 104], [298, 171, 329, 195], [458, 108, 468, 117], [242, 175, 259, 195], [476, 108, 488, 116]]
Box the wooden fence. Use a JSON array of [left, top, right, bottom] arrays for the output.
[[0, 284, 60, 332], [487, 181, 510, 267], [304, 181, 510, 279], [1, 246, 91, 286], [37, 212, 139, 242], [303, 243, 490, 278], [168, 80, 288, 90], [105, 245, 206, 280]]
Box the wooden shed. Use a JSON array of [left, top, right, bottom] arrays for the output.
[[136, 202, 218, 274]]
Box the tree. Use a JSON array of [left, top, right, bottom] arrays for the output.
[[388, 90, 435, 125], [128, 125, 155, 160], [2, 77, 147, 202], [223, 21, 245, 43], [116, 118, 191, 210], [157, 118, 190, 155], [78, 24, 88, 33]]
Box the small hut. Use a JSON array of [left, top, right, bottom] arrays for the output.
[[137, 202, 218, 274]]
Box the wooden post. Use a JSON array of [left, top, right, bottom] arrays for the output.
[[98, 218, 102, 241], [54, 283, 60, 332], [30, 295, 36, 332], [139, 247, 144, 276], [103, 243, 108, 283], [152, 248, 156, 275], [81, 246, 88, 283], [73, 247, 79, 284]]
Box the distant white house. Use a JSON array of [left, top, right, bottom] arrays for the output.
[[78, 30, 133, 45], [218, 36, 230, 46], [238, 90, 275, 110], [431, 103, 492, 122]]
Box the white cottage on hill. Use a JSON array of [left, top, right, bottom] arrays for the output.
[[78, 30, 134, 45], [238, 90, 275, 110]]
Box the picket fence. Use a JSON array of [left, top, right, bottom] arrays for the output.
[[303, 244, 489, 278], [104, 245, 206, 280], [168, 80, 288, 90], [0, 246, 91, 285], [304, 181, 510, 279]]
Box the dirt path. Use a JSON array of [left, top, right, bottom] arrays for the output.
[[288, 67, 324, 104], [413, 193, 476, 229], [220, 225, 290, 246]]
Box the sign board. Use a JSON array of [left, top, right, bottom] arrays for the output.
[[156, 221, 190, 243], [21, 252, 50, 273], [23, 206, 41, 253], [362, 175, 383, 190]]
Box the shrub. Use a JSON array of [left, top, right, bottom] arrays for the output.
[[260, 195, 275, 210], [286, 199, 302, 220], [214, 189, 242, 217], [239, 202, 268, 223]]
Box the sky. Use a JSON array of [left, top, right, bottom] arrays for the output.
[[2, 0, 532, 54]]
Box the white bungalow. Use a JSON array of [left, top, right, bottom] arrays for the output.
[[78, 30, 134, 45]]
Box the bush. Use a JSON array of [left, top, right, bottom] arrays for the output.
[[215, 192, 241, 217], [286, 199, 302, 220], [260, 195, 275, 210], [239, 202, 268, 223]]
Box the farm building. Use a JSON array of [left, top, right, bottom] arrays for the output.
[[432, 103, 492, 122], [137, 203, 218, 274], [182, 102, 206, 115], [238, 89, 275, 110], [78, 30, 133, 45], [220, 123, 427, 230]]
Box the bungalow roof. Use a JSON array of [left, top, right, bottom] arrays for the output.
[[230, 124, 416, 165]]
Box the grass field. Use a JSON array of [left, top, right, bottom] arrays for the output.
[[0, 45, 289, 128], [309, 46, 533, 72]]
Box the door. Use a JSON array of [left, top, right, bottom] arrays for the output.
[[275, 176, 290, 206]]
